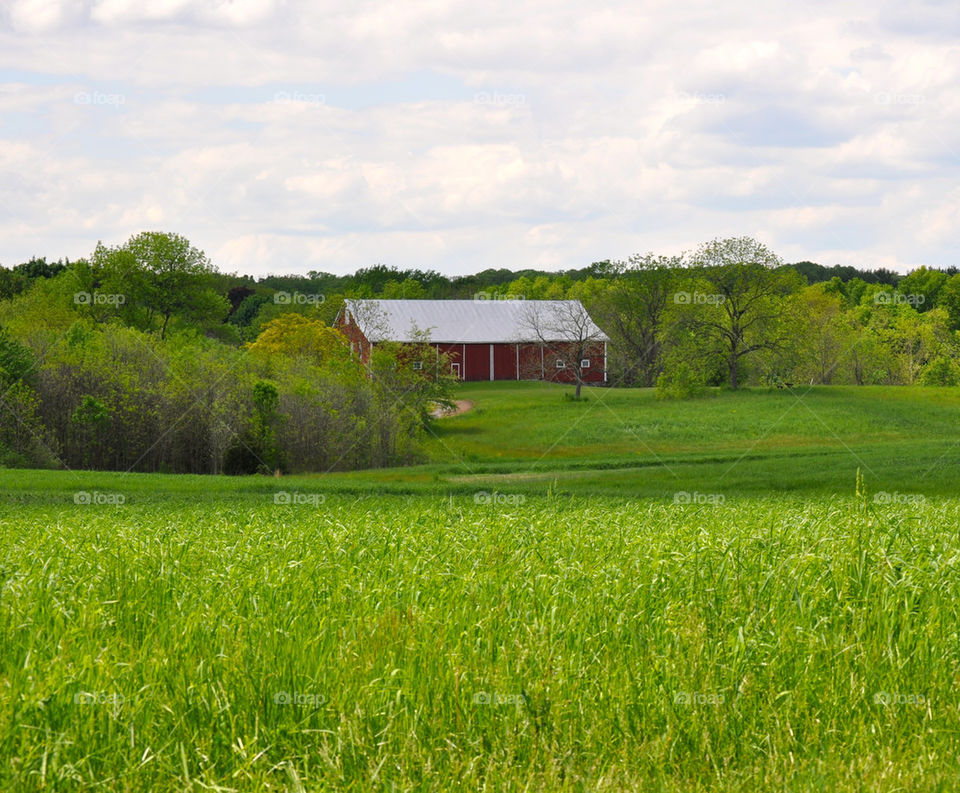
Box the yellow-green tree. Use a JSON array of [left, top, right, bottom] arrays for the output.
[[246, 313, 349, 365]]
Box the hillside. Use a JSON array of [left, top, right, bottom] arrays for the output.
[[419, 382, 960, 497]]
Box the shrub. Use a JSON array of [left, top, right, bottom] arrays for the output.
[[921, 356, 960, 386], [656, 361, 706, 400]]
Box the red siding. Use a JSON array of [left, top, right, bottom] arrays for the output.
[[493, 344, 517, 380], [435, 343, 463, 378], [464, 344, 489, 381], [518, 343, 543, 379], [335, 310, 371, 363], [543, 341, 607, 384]]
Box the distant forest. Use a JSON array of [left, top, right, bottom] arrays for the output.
[[0, 250, 927, 348], [0, 252, 921, 310]]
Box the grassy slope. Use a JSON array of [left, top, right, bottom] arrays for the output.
[[4, 382, 960, 501], [422, 382, 960, 497]]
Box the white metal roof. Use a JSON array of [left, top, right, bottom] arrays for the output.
[[342, 299, 609, 344]]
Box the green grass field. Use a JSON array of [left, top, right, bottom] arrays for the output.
[[3, 384, 960, 790], [426, 382, 960, 498]]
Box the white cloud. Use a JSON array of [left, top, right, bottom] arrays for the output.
[[0, 0, 958, 275]]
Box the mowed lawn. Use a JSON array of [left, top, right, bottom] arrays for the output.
[[421, 382, 960, 497]]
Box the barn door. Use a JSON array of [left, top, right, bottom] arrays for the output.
[[451, 362, 461, 379]]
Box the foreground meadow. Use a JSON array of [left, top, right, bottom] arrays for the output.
[[2, 477, 959, 791]]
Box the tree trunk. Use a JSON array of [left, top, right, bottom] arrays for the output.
[[575, 379, 582, 399], [729, 352, 739, 389]]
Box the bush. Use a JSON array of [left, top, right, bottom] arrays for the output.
[[656, 361, 706, 400], [0, 445, 29, 468], [921, 356, 960, 386]]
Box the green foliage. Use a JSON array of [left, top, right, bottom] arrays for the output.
[[71, 394, 110, 426], [86, 232, 230, 338], [203, 322, 241, 345], [222, 380, 284, 475], [70, 395, 111, 468], [920, 356, 959, 386], [0, 326, 34, 385], [587, 254, 679, 387], [0, 269, 83, 344], [380, 277, 427, 299], [0, 233, 446, 475], [655, 360, 706, 399], [897, 265, 947, 311], [0, 327, 54, 468], [227, 292, 271, 338], [937, 273, 960, 330], [790, 285, 853, 384], [788, 259, 901, 286], [0, 267, 26, 301], [370, 329, 459, 429], [251, 379, 283, 472], [245, 297, 334, 340], [246, 313, 349, 366], [0, 257, 69, 300], [666, 237, 804, 389], [7, 230, 960, 477], [0, 380, 57, 468], [0, 317, 425, 474]]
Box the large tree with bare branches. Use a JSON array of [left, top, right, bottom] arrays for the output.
[[518, 300, 607, 398]]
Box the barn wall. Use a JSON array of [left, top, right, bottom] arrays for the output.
[[541, 341, 607, 384], [435, 344, 463, 378], [517, 343, 544, 380], [440, 341, 607, 383], [493, 344, 517, 380], [334, 311, 371, 363], [464, 344, 489, 381]]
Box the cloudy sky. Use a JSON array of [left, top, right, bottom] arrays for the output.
[[0, 0, 957, 277]]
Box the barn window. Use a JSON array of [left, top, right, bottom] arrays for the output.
[[581, 359, 590, 368], [412, 361, 423, 370], [556, 359, 566, 369]]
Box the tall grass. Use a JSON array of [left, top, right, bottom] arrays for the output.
[[2, 484, 959, 790]]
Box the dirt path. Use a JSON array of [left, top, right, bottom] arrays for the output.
[[430, 399, 474, 419]]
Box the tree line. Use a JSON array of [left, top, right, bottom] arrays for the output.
[[1, 231, 958, 471], [583, 238, 960, 393]]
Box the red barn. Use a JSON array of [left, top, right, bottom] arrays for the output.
[[335, 299, 609, 384]]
